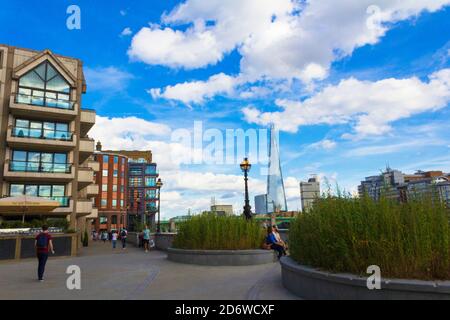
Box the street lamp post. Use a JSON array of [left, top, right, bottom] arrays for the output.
[[156, 178, 163, 233], [240, 158, 252, 220]]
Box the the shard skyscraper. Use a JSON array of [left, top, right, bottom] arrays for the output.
[[266, 124, 288, 213]]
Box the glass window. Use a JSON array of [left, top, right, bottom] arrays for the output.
[[129, 167, 143, 176], [113, 170, 118, 177], [103, 155, 109, 163], [111, 215, 118, 224], [102, 184, 108, 192], [99, 216, 107, 224], [52, 185, 65, 196], [145, 177, 156, 187], [25, 185, 38, 196], [38, 185, 52, 197], [102, 170, 108, 177], [10, 184, 24, 196], [114, 156, 118, 164], [120, 200, 124, 208], [120, 186, 125, 193], [101, 199, 107, 207], [112, 185, 117, 192], [112, 200, 117, 207], [145, 165, 156, 175]]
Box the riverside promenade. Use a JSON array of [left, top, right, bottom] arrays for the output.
[[0, 241, 299, 300]]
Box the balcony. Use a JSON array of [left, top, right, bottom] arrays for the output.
[[86, 184, 99, 197], [76, 199, 94, 217], [7, 126, 76, 151], [10, 93, 77, 121], [4, 160, 74, 182], [85, 208, 98, 219], [52, 198, 74, 215], [80, 109, 96, 136], [79, 138, 95, 163], [77, 167, 94, 190]]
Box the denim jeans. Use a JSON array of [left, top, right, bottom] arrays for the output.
[[112, 240, 117, 249], [37, 253, 48, 280], [121, 238, 127, 248]]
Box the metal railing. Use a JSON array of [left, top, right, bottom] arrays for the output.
[[11, 126, 73, 141], [15, 93, 75, 110], [9, 160, 72, 174]]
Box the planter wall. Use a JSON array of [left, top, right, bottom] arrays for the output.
[[281, 257, 450, 300], [168, 248, 277, 266], [155, 233, 176, 251], [0, 233, 77, 262]]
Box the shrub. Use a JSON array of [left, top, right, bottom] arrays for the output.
[[172, 214, 265, 250], [289, 194, 450, 280]]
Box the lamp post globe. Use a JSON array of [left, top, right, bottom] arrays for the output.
[[240, 158, 252, 220]]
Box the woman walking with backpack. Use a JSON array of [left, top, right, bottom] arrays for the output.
[[35, 225, 55, 282]]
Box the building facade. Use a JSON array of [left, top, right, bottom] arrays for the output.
[[92, 144, 128, 232], [0, 45, 98, 234], [300, 177, 320, 212], [210, 205, 233, 216], [359, 169, 450, 206], [101, 150, 159, 231], [254, 194, 268, 214]]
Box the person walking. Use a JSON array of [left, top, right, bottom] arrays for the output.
[[120, 228, 128, 249], [101, 230, 108, 243], [111, 230, 118, 249], [142, 225, 151, 253], [35, 225, 55, 282]]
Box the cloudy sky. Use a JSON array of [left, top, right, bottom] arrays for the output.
[[1, 0, 450, 218]]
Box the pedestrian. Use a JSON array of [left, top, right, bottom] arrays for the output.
[[142, 225, 151, 253], [111, 230, 118, 249], [35, 225, 55, 282], [120, 228, 128, 249], [101, 230, 108, 243]]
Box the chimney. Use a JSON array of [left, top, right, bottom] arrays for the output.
[[96, 141, 102, 152]]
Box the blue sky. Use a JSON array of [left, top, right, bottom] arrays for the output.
[[1, 0, 449, 217]]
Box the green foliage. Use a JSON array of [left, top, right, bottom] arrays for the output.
[[289, 194, 450, 280], [0, 218, 69, 231], [173, 214, 265, 250], [82, 229, 89, 247]]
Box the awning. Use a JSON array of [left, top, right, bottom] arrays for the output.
[[0, 196, 60, 216]]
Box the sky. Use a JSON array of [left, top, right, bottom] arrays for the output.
[[1, 0, 450, 219]]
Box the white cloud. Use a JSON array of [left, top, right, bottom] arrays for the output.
[[129, 0, 450, 85], [84, 67, 134, 92], [243, 68, 450, 138], [150, 73, 237, 104], [310, 139, 337, 150], [120, 27, 133, 37], [120, 10, 127, 16]]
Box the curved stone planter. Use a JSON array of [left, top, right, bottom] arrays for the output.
[[167, 248, 277, 266], [281, 257, 450, 300]]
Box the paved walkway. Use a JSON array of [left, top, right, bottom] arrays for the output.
[[0, 241, 299, 300]]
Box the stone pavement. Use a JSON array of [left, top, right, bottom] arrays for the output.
[[0, 241, 299, 300]]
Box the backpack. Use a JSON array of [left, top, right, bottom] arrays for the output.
[[121, 230, 127, 237], [36, 233, 48, 249]]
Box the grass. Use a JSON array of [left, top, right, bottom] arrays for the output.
[[289, 194, 450, 280], [172, 214, 265, 250]]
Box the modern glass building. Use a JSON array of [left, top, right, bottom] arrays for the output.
[[266, 125, 287, 213]]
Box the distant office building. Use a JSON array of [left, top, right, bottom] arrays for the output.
[[210, 205, 233, 216], [102, 151, 159, 230], [300, 177, 320, 212], [359, 169, 450, 206], [93, 142, 128, 232], [254, 194, 268, 214]]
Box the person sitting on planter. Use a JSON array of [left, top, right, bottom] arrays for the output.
[[272, 225, 288, 252], [265, 226, 286, 259]]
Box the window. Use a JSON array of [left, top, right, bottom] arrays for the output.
[[102, 170, 108, 177], [114, 156, 118, 164], [111, 215, 118, 224], [17, 61, 72, 109], [129, 177, 143, 187], [129, 167, 143, 176], [145, 189, 157, 199], [102, 184, 108, 192], [145, 177, 156, 187], [112, 185, 117, 192], [99, 216, 108, 224], [101, 199, 107, 207], [13, 119, 71, 140], [11, 150, 69, 173], [112, 199, 117, 207], [120, 200, 124, 208], [120, 186, 125, 193], [113, 170, 118, 177], [145, 165, 156, 175], [103, 155, 109, 163], [9, 184, 67, 206]]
